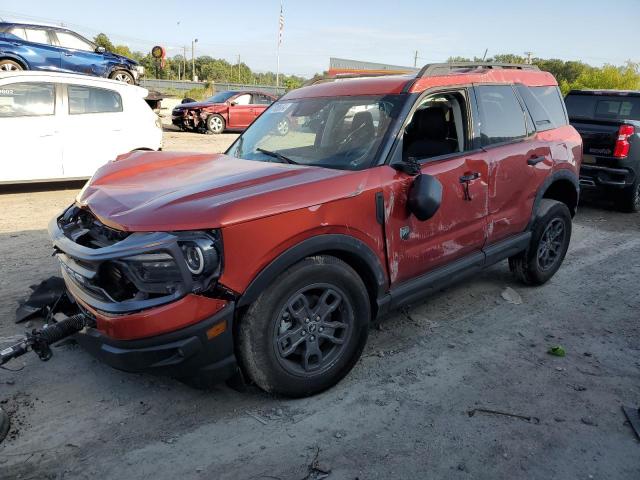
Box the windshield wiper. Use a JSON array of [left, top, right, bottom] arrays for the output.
[[256, 148, 299, 165]]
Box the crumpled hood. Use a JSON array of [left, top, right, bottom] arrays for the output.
[[104, 51, 138, 66], [174, 100, 221, 109], [77, 151, 364, 232]]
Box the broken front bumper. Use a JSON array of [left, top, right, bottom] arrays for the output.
[[75, 301, 238, 382]]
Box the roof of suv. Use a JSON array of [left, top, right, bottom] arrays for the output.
[[0, 21, 75, 32], [285, 65, 558, 100]]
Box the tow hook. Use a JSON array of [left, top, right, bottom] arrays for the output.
[[0, 313, 93, 366]]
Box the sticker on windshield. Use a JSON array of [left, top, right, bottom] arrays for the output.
[[269, 102, 292, 114]]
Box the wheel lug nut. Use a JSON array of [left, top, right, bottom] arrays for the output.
[[319, 327, 324, 332], [305, 318, 310, 323], [301, 330, 306, 336], [316, 316, 320, 321], [310, 335, 315, 341]]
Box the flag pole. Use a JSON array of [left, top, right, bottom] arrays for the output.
[[276, 0, 283, 89]]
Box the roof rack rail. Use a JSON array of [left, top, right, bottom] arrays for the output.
[[417, 62, 539, 78], [302, 71, 404, 87]]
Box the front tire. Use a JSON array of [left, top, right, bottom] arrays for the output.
[[0, 59, 23, 71], [237, 256, 370, 397], [110, 70, 134, 84], [206, 114, 226, 134], [509, 199, 572, 285]]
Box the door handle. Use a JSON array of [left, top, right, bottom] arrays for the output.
[[459, 172, 480, 202], [63, 53, 73, 57], [459, 172, 481, 183], [527, 156, 546, 166]]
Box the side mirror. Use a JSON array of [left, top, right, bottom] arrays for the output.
[[230, 101, 238, 106], [95, 46, 106, 54], [407, 174, 442, 221]]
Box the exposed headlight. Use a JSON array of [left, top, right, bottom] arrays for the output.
[[135, 65, 145, 75], [180, 237, 219, 276]]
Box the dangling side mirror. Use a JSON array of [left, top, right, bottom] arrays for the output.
[[95, 46, 106, 54], [407, 174, 442, 221]]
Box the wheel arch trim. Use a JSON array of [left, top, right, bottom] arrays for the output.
[[237, 234, 387, 308], [529, 169, 579, 227]]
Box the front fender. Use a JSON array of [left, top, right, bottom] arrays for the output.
[[237, 234, 387, 308]]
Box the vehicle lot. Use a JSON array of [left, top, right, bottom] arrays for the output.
[[0, 131, 639, 479]]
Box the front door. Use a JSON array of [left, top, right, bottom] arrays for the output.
[[383, 89, 488, 285], [227, 93, 256, 129], [0, 82, 63, 183], [53, 30, 109, 77]]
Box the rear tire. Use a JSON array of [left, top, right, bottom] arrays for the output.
[[615, 180, 640, 213], [509, 199, 572, 286], [206, 114, 226, 134], [237, 255, 370, 397], [0, 59, 23, 71]]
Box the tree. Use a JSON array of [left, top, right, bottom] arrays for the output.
[[93, 33, 114, 52]]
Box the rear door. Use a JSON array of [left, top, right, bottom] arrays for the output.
[[383, 88, 489, 285], [0, 81, 63, 182], [6, 26, 61, 71], [474, 84, 544, 244], [227, 93, 255, 128], [61, 83, 126, 178]]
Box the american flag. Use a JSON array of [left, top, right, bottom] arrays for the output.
[[278, 2, 284, 46]]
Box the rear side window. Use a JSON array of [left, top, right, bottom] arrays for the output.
[[476, 85, 527, 146], [24, 28, 50, 44], [516, 85, 567, 131], [68, 85, 122, 114], [0, 82, 55, 117], [565, 94, 640, 121]]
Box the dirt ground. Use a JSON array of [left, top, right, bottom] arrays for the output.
[[0, 131, 639, 479]]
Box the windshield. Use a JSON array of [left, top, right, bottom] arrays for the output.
[[227, 94, 406, 170], [205, 91, 236, 103], [565, 94, 640, 121]]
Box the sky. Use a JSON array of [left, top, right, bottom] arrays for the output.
[[1, 0, 639, 77]]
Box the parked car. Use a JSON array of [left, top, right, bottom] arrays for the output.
[[0, 71, 162, 184], [0, 22, 144, 84], [49, 63, 581, 397], [172, 90, 279, 134], [565, 89, 640, 212]]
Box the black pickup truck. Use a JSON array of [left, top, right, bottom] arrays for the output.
[[565, 89, 640, 212]]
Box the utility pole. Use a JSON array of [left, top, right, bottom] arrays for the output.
[[524, 51, 533, 65], [237, 54, 241, 83], [414, 50, 419, 68], [191, 38, 198, 81], [183, 46, 187, 80]]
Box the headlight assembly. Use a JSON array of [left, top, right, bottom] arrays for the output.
[[180, 237, 219, 276]]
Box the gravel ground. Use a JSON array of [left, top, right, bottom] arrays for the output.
[[0, 132, 638, 479]]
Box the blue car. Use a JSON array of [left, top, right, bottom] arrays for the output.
[[0, 22, 143, 84]]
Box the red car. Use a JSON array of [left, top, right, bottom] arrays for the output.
[[171, 90, 279, 134], [49, 62, 582, 397]]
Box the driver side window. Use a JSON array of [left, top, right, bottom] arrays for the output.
[[233, 94, 252, 105], [403, 91, 469, 161]]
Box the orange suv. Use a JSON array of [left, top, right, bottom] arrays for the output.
[[49, 63, 582, 397]]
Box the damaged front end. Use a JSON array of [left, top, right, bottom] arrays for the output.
[[49, 205, 223, 315], [1, 205, 240, 384], [171, 106, 207, 132]]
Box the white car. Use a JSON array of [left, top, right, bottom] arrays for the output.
[[0, 71, 162, 184]]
